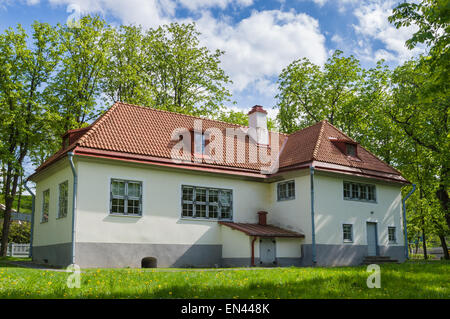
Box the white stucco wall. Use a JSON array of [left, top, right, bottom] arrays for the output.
[[267, 171, 311, 243], [32, 154, 404, 263], [32, 160, 74, 247], [314, 172, 404, 247], [75, 157, 270, 246], [221, 226, 256, 258]]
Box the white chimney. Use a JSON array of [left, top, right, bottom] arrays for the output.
[[248, 105, 269, 145]]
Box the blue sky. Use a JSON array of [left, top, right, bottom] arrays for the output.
[[0, 0, 422, 120]]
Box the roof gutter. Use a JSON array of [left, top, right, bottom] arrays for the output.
[[68, 152, 77, 265], [24, 182, 35, 258], [310, 165, 317, 265], [402, 183, 416, 260]]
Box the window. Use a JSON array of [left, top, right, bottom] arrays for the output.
[[110, 179, 142, 216], [388, 227, 396, 243], [41, 189, 50, 223], [343, 181, 376, 202], [58, 181, 68, 218], [193, 131, 210, 155], [277, 180, 295, 201], [181, 185, 232, 220], [346, 143, 356, 156], [343, 224, 353, 242]]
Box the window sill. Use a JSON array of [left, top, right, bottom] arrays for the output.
[[56, 216, 67, 220], [109, 214, 142, 218], [344, 198, 377, 204], [343, 240, 354, 244], [181, 217, 232, 222], [277, 197, 295, 202]]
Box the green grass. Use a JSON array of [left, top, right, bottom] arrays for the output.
[[0, 259, 448, 299]]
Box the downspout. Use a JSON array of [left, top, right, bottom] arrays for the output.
[[402, 184, 416, 260], [251, 236, 257, 266], [310, 166, 317, 265], [68, 152, 77, 265], [24, 182, 35, 258]]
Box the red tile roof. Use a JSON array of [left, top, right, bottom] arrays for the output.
[[219, 221, 304, 238], [31, 102, 408, 183]]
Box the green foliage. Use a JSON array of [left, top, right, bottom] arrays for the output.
[[275, 50, 362, 134], [102, 22, 233, 117], [0, 194, 32, 214], [0, 222, 30, 244]]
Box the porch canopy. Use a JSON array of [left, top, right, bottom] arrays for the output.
[[219, 221, 304, 238]]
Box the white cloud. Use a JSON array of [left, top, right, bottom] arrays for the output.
[[352, 0, 424, 63], [48, 0, 175, 27], [178, 0, 253, 12], [194, 10, 327, 93]]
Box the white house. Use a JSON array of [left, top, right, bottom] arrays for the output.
[[28, 102, 409, 268]]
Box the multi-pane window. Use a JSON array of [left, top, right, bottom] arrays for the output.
[[110, 179, 142, 216], [343, 181, 376, 202], [194, 132, 208, 155], [277, 180, 295, 201], [343, 224, 353, 242], [388, 227, 396, 243], [58, 181, 68, 218], [181, 185, 232, 220], [346, 143, 356, 156], [41, 189, 50, 223]]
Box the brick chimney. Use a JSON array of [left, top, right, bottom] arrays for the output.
[[257, 211, 268, 226], [248, 105, 268, 145]]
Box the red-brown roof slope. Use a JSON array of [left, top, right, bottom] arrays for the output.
[[219, 222, 304, 238], [31, 102, 407, 183]]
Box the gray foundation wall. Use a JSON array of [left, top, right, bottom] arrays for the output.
[[300, 244, 407, 266], [75, 242, 222, 268], [32, 243, 72, 267], [32, 242, 406, 268]]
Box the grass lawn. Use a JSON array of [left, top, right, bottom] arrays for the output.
[[0, 257, 448, 299]]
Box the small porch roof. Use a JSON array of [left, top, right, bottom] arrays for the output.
[[219, 221, 305, 238]]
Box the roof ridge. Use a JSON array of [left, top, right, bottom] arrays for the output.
[[286, 120, 324, 138], [312, 121, 326, 160], [117, 101, 287, 136], [77, 102, 120, 146]]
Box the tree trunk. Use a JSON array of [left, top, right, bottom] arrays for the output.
[[439, 235, 449, 260], [0, 169, 21, 256], [422, 229, 428, 260]]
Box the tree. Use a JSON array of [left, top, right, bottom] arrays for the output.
[[101, 23, 233, 118], [140, 23, 232, 116], [101, 25, 150, 106], [389, 0, 449, 232], [43, 15, 113, 158], [275, 50, 362, 134], [0, 22, 60, 256]]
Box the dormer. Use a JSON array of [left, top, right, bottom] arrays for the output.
[[61, 127, 90, 149], [329, 137, 359, 160], [189, 128, 210, 157]]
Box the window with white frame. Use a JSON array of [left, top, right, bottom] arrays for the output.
[[110, 179, 142, 216], [41, 189, 50, 223], [277, 180, 295, 201], [181, 185, 232, 220], [58, 180, 68, 218], [343, 224, 353, 242], [343, 181, 376, 202], [388, 227, 396, 243]]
